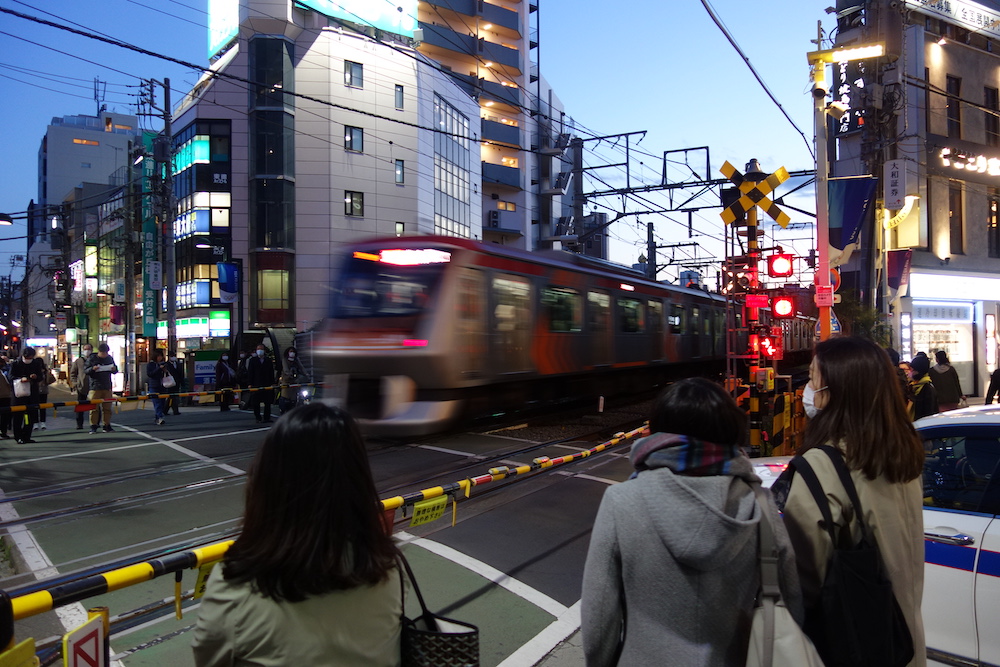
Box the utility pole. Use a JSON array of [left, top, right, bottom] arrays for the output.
[[144, 78, 176, 356]]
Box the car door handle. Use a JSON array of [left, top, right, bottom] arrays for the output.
[[925, 531, 976, 546]]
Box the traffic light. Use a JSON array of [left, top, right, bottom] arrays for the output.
[[722, 257, 755, 295], [771, 293, 796, 319], [766, 253, 795, 278]]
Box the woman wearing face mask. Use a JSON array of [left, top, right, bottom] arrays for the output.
[[775, 336, 926, 666], [215, 352, 237, 412], [278, 347, 310, 415], [908, 354, 938, 420]]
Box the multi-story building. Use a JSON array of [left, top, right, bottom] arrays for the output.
[[831, 0, 1000, 396], [165, 0, 576, 357]]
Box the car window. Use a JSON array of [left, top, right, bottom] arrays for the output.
[[924, 436, 1000, 514]]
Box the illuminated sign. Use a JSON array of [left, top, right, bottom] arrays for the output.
[[913, 301, 974, 323], [835, 58, 870, 135], [175, 209, 211, 240], [905, 0, 1000, 39], [939, 147, 1000, 175], [84, 244, 98, 277], [208, 0, 240, 58], [70, 260, 84, 293], [209, 311, 231, 337], [359, 249, 451, 265], [298, 0, 417, 37]]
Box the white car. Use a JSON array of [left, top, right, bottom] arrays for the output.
[[752, 405, 1000, 666]]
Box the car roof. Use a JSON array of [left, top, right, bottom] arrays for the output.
[[914, 404, 1000, 430]]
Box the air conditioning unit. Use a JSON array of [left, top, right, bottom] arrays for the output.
[[488, 210, 501, 228]]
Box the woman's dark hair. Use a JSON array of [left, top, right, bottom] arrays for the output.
[[910, 354, 930, 378], [284, 346, 297, 357], [935, 350, 950, 365], [223, 403, 397, 601], [804, 336, 923, 483], [649, 377, 747, 445]]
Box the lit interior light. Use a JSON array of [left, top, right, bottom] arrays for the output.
[[619, 283, 635, 291], [938, 37, 947, 45], [482, 23, 492, 29]]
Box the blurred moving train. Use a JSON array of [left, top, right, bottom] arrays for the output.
[[315, 236, 814, 436]]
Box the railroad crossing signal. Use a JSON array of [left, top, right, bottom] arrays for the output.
[[719, 161, 792, 228]]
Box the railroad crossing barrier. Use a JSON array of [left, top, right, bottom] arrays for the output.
[[0, 422, 650, 664], [0, 382, 323, 415]]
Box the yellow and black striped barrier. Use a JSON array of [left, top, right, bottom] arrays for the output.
[[5, 422, 649, 623], [0, 382, 323, 414]]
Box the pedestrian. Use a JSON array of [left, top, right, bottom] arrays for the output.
[[581, 378, 803, 666], [166, 354, 184, 415], [215, 352, 237, 412], [278, 346, 309, 414], [10, 347, 44, 444], [909, 354, 939, 420], [70, 343, 94, 430], [85, 342, 118, 434], [236, 350, 250, 409], [986, 367, 1000, 404], [191, 404, 401, 666], [246, 344, 276, 424], [928, 350, 965, 411], [0, 361, 11, 439], [775, 336, 926, 666], [146, 349, 171, 426], [35, 355, 54, 432]]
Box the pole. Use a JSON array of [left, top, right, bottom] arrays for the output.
[[646, 222, 655, 280], [162, 78, 176, 356], [812, 31, 833, 342], [235, 258, 244, 351], [746, 204, 762, 454]]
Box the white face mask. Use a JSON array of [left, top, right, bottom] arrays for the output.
[[288, 352, 296, 359], [803, 384, 827, 419], [256, 349, 265, 357], [221, 355, 229, 361]]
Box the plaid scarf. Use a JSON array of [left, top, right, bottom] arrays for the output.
[[630, 432, 742, 477]]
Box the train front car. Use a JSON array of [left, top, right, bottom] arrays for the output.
[[317, 237, 478, 437]]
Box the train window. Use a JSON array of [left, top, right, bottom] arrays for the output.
[[542, 286, 582, 332], [493, 275, 532, 372], [669, 304, 685, 334], [618, 297, 645, 333], [588, 291, 611, 329], [332, 254, 445, 317], [648, 300, 663, 333]]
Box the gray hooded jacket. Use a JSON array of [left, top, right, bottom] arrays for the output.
[[581, 437, 803, 666]]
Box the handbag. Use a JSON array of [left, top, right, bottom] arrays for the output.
[[12, 379, 30, 398], [397, 552, 479, 667], [746, 485, 825, 667], [791, 447, 914, 667], [161, 372, 176, 389]]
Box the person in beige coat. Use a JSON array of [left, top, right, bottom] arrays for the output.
[[777, 336, 926, 666]]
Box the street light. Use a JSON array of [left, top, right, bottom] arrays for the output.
[[0, 213, 13, 226], [806, 41, 885, 341]]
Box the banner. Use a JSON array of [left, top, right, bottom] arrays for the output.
[[887, 249, 913, 292], [217, 262, 239, 304], [828, 176, 878, 267]]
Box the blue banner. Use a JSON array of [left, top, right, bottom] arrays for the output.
[[828, 176, 878, 251], [217, 262, 239, 304]]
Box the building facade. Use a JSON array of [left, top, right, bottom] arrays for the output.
[[832, 0, 1000, 396]]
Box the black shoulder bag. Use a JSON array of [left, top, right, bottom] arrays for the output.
[[397, 552, 480, 667], [791, 446, 914, 667]]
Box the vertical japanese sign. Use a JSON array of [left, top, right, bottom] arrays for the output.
[[884, 159, 906, 210], [140, 134, 159, 337]]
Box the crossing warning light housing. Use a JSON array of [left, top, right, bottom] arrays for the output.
[[772, 294, 796, 319], [766, 253, 795, 278]]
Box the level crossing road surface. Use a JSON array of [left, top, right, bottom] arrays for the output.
[[0, 384, 633, 665]]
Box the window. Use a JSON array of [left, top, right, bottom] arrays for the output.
[[345, 60, 363, 88], [947, 75, 962, 138], [395, 84, 404, 109], [345, 191, 364, 217], [345, 126, 363, 152], [949, 181, 964, 254], [542, 287, 582, 332], [395, 222, 405, 236], [987, 87, 999, 146], [990, 189, 1000, 258], [924, 436, 1000, 513], [669, 304, 685, 334], [395, 159, 405, 184], [497, 200, 516, 211], [618, 297, 645, 333], [72, 139, 99, 146]]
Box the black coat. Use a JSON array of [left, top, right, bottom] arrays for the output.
[[247, 355, 275, 388]]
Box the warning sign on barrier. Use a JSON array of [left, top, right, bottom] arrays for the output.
[[194, 562, 219, 599], [410, 496, 447, 527], [63, 616, 105, 667]]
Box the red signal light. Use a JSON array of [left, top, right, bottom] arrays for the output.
[[772, 294, 796, 319], [760, 335, 778, 358], [766, 254, 794, 278]]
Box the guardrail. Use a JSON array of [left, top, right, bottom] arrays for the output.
[[0, 382, 323, 414]]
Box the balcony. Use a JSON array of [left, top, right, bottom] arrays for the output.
[[418, 23, 476, 57], [480, 39, 520, 71], [481, 79, 520, 106], [482, 162, 521, 189], [482, 119, 520, 146], [481, 2, 519, 32]]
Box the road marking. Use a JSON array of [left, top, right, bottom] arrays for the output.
[[118, 425, 244, 475], [560, 472, 618, 485], [417, 445, 475, 457], [395, 531, 566, 617], [497, 601, 581, 667]]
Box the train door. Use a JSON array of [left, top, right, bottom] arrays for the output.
[[616, 295, 646, 364], [456, 269, 486, 378], [490, 274, 533, 374], [691, 306, 702, 358], [648, 299, 664, 361], [588, 290, 612, 367], [669, 303, 687, 359]]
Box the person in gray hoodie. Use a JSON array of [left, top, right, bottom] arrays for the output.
[[581, 378, 803, 666]]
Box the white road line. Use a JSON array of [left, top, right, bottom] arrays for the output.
[[560, 472, 618, 485], [417, 445, 475, 457], [497, 601, 581, 667], [395, 531, 566, 617], [118, 425, 244, 475]]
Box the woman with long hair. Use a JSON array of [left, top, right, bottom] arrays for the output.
[[581, 378, 802, 666], [928, 350, 965, 411], [779, 336, 926, 666], [192, 403, 401, 666]]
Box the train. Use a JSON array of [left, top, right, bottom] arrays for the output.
[[313, 236, 814, 437]]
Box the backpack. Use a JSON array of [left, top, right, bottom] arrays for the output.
[[790, 447, 914, 667]]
